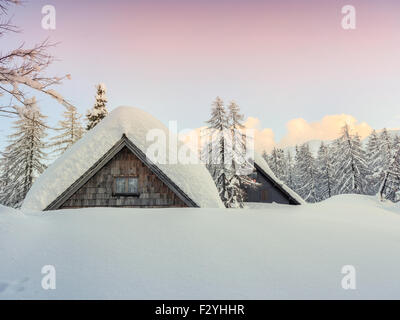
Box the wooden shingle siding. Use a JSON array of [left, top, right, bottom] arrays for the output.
[[60, 147, 187, 209]]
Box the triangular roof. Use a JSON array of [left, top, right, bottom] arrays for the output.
[[23, 106, 224, 210], [253, 152, 306, 205], [45, 134, 198, 210]]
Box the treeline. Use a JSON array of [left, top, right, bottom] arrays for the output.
[[0, 84, 108, 208], [264, 125, 400, 203]]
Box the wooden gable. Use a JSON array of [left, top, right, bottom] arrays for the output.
[[46, 135, 198, 210], [244, 164, 301, 205]]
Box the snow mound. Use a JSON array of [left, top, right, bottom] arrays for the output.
[[254, 152, 306, 205], [0, 205, 18, 216], [2, 196, 400, 299], [22, 106, 224, 210]]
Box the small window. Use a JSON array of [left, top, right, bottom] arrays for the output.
[[114, 177, 139, 196], [115, 177, 126, 194], [127, 178, 138, 193]]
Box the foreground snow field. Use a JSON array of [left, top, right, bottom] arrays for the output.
[[1, 195, 400, 299]]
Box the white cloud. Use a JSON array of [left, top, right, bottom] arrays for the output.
[[279, 114, 373, 147], [180, 114, 374, 154], [243, 117, 276, 153]]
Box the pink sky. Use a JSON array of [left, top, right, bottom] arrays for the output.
[[1, 0, 400, 148]]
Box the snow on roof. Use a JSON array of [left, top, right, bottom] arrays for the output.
[[253, 152, 306, 205], [23, 106, 224, 210]]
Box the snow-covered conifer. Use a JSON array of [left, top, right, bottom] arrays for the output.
[[0, 153, 12, 206], [86, 83, 108, 130], [365, 130, 383, 194], [380, 147, 400, 202], [316, 142, 334, 201], [380, 128, 394, 172], [205, 97, 230, 207], [333, 124, 369, 195], [267, 147, 286, 182], [285, 151, 295, 190], [294, 143, 318, 203], [225, 101, 258, 208], [392, 135, 400, 153], [50, 105, 84, 157], [1, 99, 48, 207]]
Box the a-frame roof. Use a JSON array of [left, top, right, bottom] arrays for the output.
[[23, 106, 224, 210], [253, 152, 305, 205], [45, 134, 198, 210]]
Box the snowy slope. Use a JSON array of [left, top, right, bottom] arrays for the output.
[[2, 196, 400, 299], [22, 106, 224, 210]]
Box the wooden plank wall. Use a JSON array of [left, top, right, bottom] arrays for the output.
[[244, 168, 291, 204], [60, 147, 187, 208]]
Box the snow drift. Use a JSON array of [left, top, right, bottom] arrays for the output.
[[2, 195, 400, 299], [22, 106, 224, 210]]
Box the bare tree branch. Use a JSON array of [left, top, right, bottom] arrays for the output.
[[0, 0, 75, 116]]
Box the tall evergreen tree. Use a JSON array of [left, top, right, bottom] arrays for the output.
[[1, 99, 48, 207], [86, 83, 108, 130], [380, 128, 394, 172], [267, 147, 286, 182], [391, 134, 400, 157], [285, 151, 295, 190], [333, 124, 369, 195], [0, 153, 12, 206], [380, 147, 400, 202], [226, 101, 258, 208], [294, 143, 318, 203], [365, 130, 383, 194], [50, 105, 84, 157], [316, 142, 334, 201], [205, 97, 230, 207]]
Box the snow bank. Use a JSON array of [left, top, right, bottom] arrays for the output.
[[2, 195, 400, 299], [254, 152, 306, 205], [22, 106, 224, 210]]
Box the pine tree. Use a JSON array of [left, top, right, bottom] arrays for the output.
[[205, 97, 230, 207], [365, 130, 382, 194], [291, 145, 301, 194], [333, 124, 369, 195], [50, 105, 84, 157], [0, 153, 12, 206], [294, 143, 318, 203], [391, 135, 400, 161], [380, 134, 400, 202], [380, 128, 394, 172], [316, 142, 334, 201], [285, 151, 295, 190], [225, 101, 258, 208], [267, 147, 286, 182], [380, 147, 400, 202], [1, 99, 48, 207], [86, 83, 108, 130]]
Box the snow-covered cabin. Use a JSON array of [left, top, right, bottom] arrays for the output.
[[244, 152, 305, 205], [22, 107, 224, 210]]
